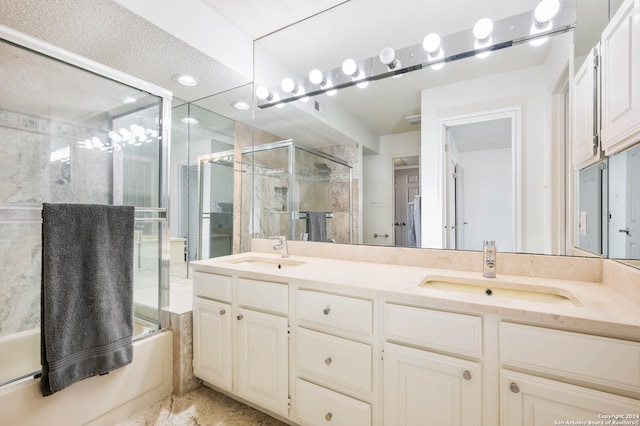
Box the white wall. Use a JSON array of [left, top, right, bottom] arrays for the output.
[[609, 152, 627, 258], [363, 131, 420, 245], [421, 65, 549, 253]]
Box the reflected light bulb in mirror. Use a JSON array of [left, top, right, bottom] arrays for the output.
[[309, 69, 325, 85], [256, 86, 270, 100], [357, 80, 369, 89], [535, 0, 560, 23], [529, 22, 550, 46]]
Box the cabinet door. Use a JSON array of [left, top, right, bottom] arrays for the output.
[[384, 342, 481, 426], [501, 370, 640, 426], [236, 308, 289, 417], [601, 0, 640, 154], [574, 47, 600, 168], [193, 298, 232, 391]]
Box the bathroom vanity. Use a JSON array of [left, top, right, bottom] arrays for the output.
[[191, 240, 640, 425]]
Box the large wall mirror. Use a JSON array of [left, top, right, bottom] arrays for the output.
[[187, 0, 639, 269]]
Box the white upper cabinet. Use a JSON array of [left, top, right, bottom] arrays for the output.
[[573, 46, 601, 168], [601, 0, 640, 155]]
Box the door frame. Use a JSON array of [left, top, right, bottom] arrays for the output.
[[440, 107, 522, 252], [392, 154, 420, 247]]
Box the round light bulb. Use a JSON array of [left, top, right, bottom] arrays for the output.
[[428, 48, 445, 70], [357, 80, 369, 89], [309, 69, 324, 85], [379, 47, 396, 65], [529, 23, 550, 46], [342, 58, 358, 76], [281, 78, 295, 93], [256, 86, 270, 100], [535, 0, 560, 23], [422, 33, 441, 54], [473, 18, 494, 40]]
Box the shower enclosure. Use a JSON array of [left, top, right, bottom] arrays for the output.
[[239, 140, 353, 248], [0, 29, 170, 386]]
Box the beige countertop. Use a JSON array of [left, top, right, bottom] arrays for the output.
[[190, 247, 640, 342]]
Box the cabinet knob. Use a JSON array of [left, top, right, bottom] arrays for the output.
[[325, 412, 333, 421], [237, 314, 243, 320], [219, 309, 226, 315], [325, 357, 332, 366], [323, 307, 331, 315], [510, 382, 520, 394], [462, 370, 472, 381]]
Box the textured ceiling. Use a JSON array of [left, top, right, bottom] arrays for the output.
[[0, 0, 249, 102]]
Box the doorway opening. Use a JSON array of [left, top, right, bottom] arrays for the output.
[[442, 108, 521, 252], [393, 155, 420, 247]]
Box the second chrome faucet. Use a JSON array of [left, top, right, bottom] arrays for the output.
[[270, 235, 289, 258], [483, 240, 496, 278]]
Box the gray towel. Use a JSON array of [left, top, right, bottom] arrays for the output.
[[407, 202, 416, 247], [413, 195, 422, 247], [41, 203, 135, 396], [306, 211, 327, 242]]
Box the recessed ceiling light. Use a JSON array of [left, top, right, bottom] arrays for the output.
[[123, 96, 136, 104], [181, 117, 199, 124], [173, 74, 198, 87], [232, 101, 250, 110]]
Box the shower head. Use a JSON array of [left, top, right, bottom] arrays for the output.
[[314, 162, 331, 176]]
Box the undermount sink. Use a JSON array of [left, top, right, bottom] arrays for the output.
[[225, 256, 306, 271], [419, 275, 581, 306]]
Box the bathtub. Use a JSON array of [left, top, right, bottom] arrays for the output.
[[0, 321, 158, 386], [0, 328, 172, 426]]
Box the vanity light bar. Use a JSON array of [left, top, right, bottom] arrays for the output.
[[256, 0, 576, 109]]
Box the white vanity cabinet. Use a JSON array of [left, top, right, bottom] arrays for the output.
[[383, 303, 482, 426], [499, 322, 640, 425], [292, 288, 376, 426], [193, 272, 232, 391], [573, 45, 601, 168], [192, 272, 290, 418], [600, 0, 640, 155]]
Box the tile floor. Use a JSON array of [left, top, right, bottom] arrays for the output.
[[117, 386, 287, 426]]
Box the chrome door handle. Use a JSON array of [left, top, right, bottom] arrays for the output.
[[619, 228, 630, 235]]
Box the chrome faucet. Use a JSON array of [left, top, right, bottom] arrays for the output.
[[270, 235, 289, 258], [483, 240, 496, 278]]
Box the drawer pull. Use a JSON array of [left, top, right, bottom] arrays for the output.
[[325, 357, 332, 366], [325, 412, 333, 421], [462, 370, 472, 381], [237, 314, 243, 320], [510, 382, 520, 394], [323, 307, 331, 315], [219, 309, 226, 315]]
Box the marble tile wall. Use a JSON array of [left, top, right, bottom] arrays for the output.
[[0, 110, 112, 337], [239, 141, 359, 246]]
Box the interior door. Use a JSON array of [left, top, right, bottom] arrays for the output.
[[394, 167, 420, 246], [626, 144, 640, 258], [454, 163, 465, 249]]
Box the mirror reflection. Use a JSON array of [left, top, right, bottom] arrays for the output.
[[169, 0, 640, 270]]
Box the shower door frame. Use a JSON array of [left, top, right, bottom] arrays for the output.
[[0, 26, 173, 331], [245, 139, 354, 244]]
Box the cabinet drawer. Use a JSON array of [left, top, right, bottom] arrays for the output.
[[237, 278, 288, 314], [384, 303, 482, 358], [296, 328, 372, 394], [296, 290, 373, 335], [295, 379, 371, 426], [193, 272, 232, 302], [500, 322, 640, 393]]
